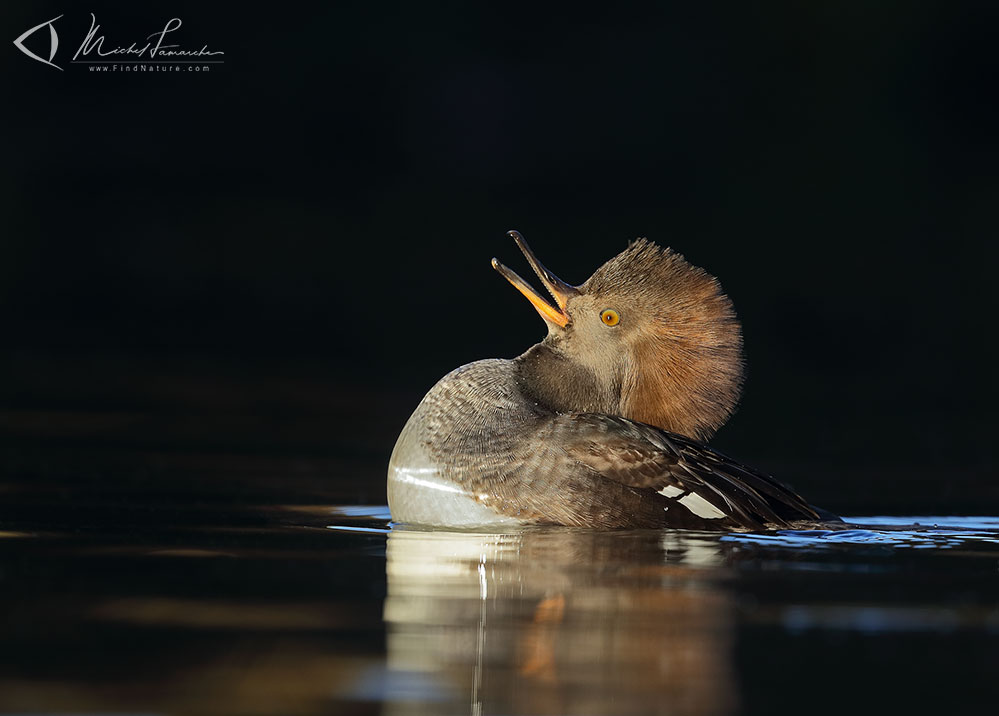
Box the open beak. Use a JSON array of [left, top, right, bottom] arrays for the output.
[[491, 230, 579, 328]]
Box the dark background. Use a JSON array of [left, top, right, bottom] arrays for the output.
[[3, 0, 998, 514]]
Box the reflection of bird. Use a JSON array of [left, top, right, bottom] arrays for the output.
[[383, 529, 737, 716], [388, 231, 835, 529]]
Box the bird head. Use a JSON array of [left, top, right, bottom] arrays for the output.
[[494, 230, 743, 441]]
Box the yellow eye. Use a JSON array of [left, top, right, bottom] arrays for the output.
[[600, 309, 620, 326]]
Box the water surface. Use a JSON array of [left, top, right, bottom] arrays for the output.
[[2, 500, 998, 715]]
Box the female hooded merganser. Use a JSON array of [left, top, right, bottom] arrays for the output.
[[388, 231, 834, 530]]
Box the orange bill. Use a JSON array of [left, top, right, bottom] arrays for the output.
[[491, 230, 579, 328]]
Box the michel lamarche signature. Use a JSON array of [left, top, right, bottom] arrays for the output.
[[14, 12, 224, 71], [73, 13, 223, 61]]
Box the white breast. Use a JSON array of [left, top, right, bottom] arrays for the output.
[[387, 413, 521, 529]]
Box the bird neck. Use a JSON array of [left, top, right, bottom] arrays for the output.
[[513, 341, 619, 416], [514, 334, 740, 441]]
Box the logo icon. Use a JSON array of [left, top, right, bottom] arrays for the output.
[[13, 15, 63, 70]]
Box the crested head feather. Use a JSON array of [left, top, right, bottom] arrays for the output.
[[582, 239, 744, 441]]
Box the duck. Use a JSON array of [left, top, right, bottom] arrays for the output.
[[387, 230, 835, 530]]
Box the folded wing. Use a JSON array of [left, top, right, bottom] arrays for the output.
[[559, 413, 823, 529]]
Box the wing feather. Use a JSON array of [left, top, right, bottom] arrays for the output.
[[560, 413, 821, 528]]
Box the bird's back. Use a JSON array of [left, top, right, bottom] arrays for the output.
[[388, 360, 826, 530]]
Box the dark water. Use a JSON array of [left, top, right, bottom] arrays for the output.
[[2, 498, 998, 715]]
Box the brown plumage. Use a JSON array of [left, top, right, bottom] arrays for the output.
[[386, 230, 834, 530], [542, 238, 743, 441]]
